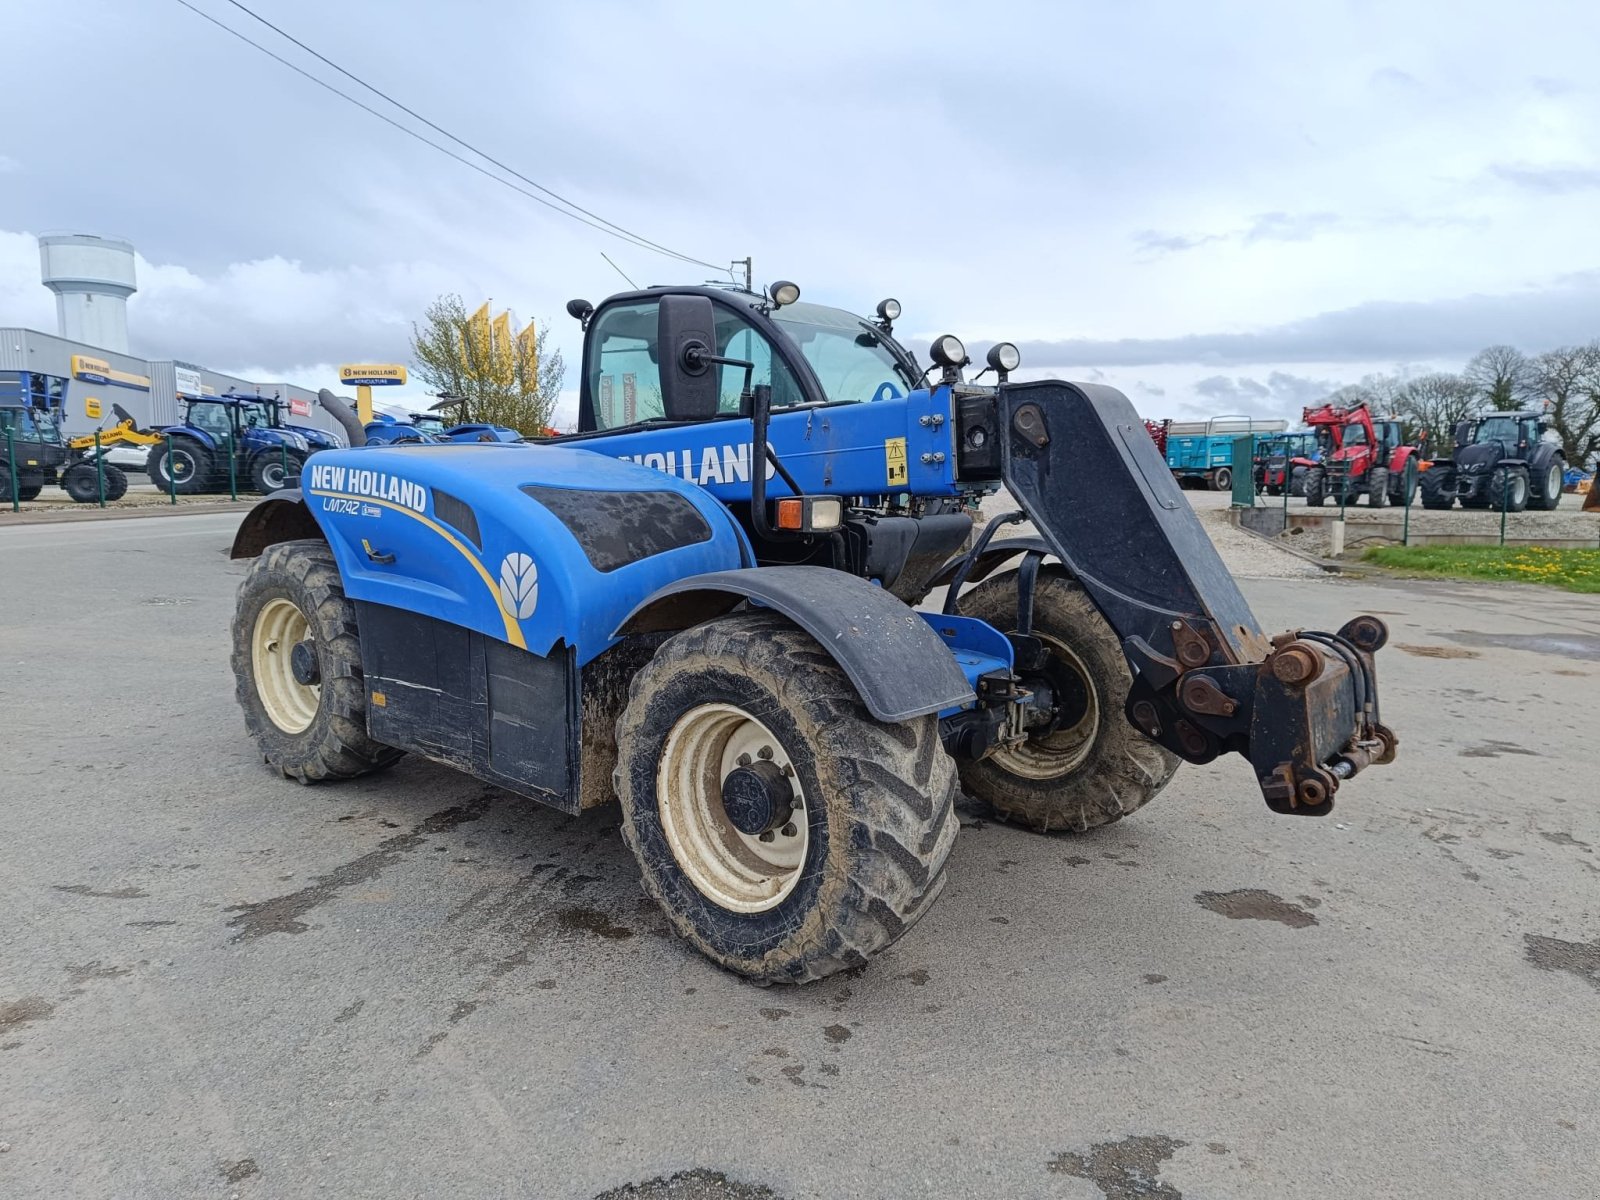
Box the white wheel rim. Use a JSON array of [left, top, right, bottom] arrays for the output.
[[252, 597, 320, 734], [990, 632, 1101, 781], [657, 703, 809, 913]]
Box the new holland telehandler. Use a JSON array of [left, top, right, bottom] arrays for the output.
[[228, 281, 1396, 982]]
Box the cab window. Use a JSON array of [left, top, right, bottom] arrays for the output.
[[587, 299, 805, 431]]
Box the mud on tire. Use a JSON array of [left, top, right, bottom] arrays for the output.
[[231, 538, 403, 783], [614, 610, 957, 983], [956, 569, 1180, 832]]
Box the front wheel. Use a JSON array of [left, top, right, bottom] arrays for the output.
[[231, 539, 403, 783], [615, 611, 957, 983], [252, 451, 306, 494], [61, 463, 104, 503], [955, 570, 1180, 832], [1366, 465, 1389, 507], [1419, 467, 1454, 509], [1490, 466, 1529, 513], [1303, 467, 1326, 507]]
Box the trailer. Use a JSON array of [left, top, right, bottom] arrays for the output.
[[1164, 415, 1288, 491]]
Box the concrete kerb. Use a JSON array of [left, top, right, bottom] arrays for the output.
[[0, 499, 257, 527], [1230, 503, 1599, 552], [1225, 507, 1344, 572]]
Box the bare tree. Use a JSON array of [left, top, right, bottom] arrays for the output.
[[1393, 373, 1482, 451], [410, 294, 565, 435], [1527, 343, 1600, 466], [1464, 345, 1533, 411]]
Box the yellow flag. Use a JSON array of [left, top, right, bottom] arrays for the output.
[[516, 319, 539, 393], [463, 301, 492, 378]]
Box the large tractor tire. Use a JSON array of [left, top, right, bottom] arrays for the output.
[[1365, 465, 1389, 507], [147, 438, 212, 495], [16, 484, 41, 502], [1419, 467, 1454, 509], [231, 539, 403, 784], [1489, 466, 1530, 513], [955, 570, 1180, 833], [1302, 466, 1326, 507], [63, 462, 130, 503], [251, 450, 307, 495], [1530, 461, 1564, 511], [614, 610, 957, 984], [1210, 466, 1233, 492]]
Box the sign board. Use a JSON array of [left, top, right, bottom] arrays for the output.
[[175, 367, 204, 397], [84, 397, 102, 419], [339, 364, 407, 387], [70, 355, 150, 391], [288, 397, 311, 417]]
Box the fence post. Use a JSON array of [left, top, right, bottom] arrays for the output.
[[1402, 459, 1415, 546], [94, 430, 105, 508], [5, 428, 17, 512], [166, 434, 177, 504], [1499, 465, 1509, 547], [227, 434, 238, 501]]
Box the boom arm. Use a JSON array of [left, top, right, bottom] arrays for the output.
[[996, 381, 1395, 813]]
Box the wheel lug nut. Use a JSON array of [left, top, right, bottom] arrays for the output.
[[758, 831, 775, 843], [737, 753, 751, 766], [780, 822, 798, 838], [757, 746, 773, 760]]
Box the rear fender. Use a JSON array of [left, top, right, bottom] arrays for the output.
[[616, 565, 974, 723], [924, 534, 1069, 592]]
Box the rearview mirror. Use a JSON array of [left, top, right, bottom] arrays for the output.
[[658, 295, 721, 422]]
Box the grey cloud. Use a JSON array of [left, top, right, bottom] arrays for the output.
[[1531, 76, 1574, 96], [1133, 230, 1223, 254], [1489, 163, 1600, 193], [1243, 212, 1342, 244], [1012, 273, 1600, 368], [1370, 67, 1421, 90]]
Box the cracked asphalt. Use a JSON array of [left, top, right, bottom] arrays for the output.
[[2, 511, 1597, 1199]]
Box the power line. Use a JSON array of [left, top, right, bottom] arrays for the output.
[[172, 0, 721, 271], [219, 0, 717, 271]]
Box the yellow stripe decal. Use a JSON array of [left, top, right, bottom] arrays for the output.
[[308, 488, 525, 649]]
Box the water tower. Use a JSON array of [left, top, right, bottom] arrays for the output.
[[38, 234, 138, 353]]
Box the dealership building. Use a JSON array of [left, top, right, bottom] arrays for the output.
[[1, 234, 346, 441]]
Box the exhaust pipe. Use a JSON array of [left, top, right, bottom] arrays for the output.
[[317, 388, 366, 447]]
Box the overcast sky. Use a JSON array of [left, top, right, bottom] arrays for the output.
[[4, 0, 1598, 424]]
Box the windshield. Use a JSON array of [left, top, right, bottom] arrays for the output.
[[1341, 422, 1368, 446], [0, 406, 63, 444], [771, 301, 917, 404], [241, 400, 277, 428], [412, 415, 447, 434], [1473, 416, 1520, 445]]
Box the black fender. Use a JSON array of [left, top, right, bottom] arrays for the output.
[[230, 491, 324, 559], [924, 534, 1069, 592], [615, 565, 973, 723]]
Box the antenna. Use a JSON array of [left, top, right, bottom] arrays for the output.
[[601, 252, 639, 290]]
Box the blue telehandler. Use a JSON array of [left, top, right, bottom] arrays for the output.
[[228, 280, 1397, 982]]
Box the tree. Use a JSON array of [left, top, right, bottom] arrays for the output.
[[1464, 345, 1533, 411], [410, 294, 566, 435], [1527, 343, 1600, 466], [1393, 373, 1482, 451]]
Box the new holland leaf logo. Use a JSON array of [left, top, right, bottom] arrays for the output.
[[498, 552, 539, 620]]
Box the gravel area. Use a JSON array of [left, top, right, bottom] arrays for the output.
[[977, 487, 1326, 579]]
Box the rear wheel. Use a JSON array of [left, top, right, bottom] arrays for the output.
[[1303, 467, 1326, 507], [1530, 462, 1564, 511], [148, 438, 211, 495], [15, 483, 41, 502], [1211, 466, 1232, 491], [615, 611, 957, 983], [231, 539, 402, 783], [1490, 466, 1529, 513], [1365, 465, 1389, 507], [955, 570, 1180, 832]]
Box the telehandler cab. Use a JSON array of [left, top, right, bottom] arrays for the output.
[[229, 281, 1396, 982]]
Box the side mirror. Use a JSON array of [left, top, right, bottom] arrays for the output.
[[1453, 419, 1473, 448], [658, 294, 721, 422]]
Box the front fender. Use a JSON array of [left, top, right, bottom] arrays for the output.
[[230, 492, 322, 558], [616, 566, 974, 723]]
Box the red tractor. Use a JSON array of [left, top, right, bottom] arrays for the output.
[[1299, 402, 1421, 508]]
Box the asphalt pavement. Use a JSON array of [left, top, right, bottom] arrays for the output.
[[2, 512, 1597, 1199]]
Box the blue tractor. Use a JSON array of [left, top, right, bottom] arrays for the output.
[[363, 411, 524, 445], [149, 393, 331, 495], [228, 281, 1397, 982]]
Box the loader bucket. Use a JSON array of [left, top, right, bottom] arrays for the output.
[[996, 380, 1396, 814]]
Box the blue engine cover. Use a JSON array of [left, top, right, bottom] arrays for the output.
[[301, 443, 750, 665]]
